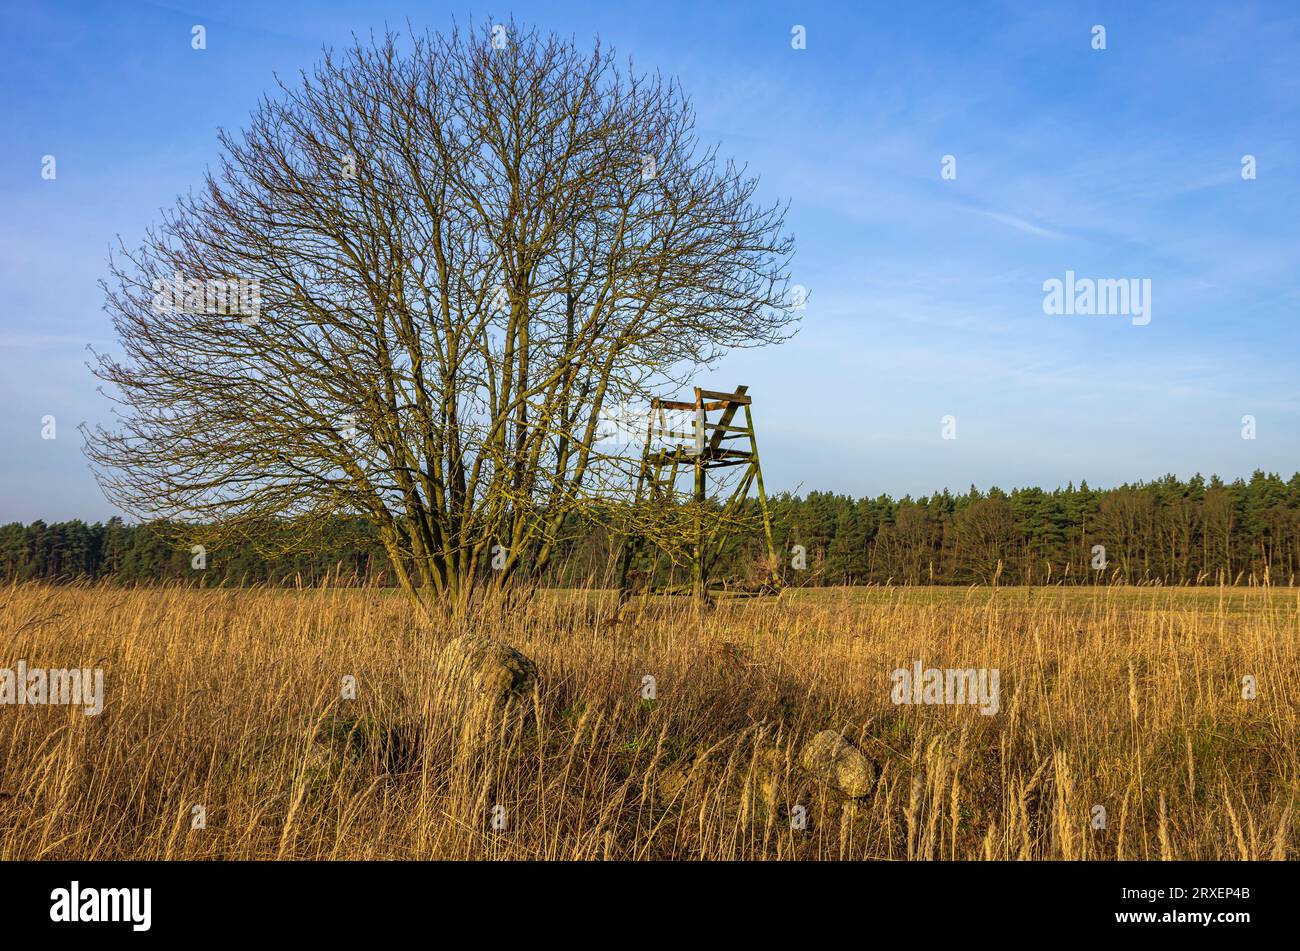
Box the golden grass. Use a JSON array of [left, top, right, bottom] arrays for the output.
[[0, 582, 1296, 859]]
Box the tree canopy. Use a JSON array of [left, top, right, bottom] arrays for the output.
[[85, 22, 797, 615]]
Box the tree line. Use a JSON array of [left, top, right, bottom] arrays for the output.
[[7, 470, 1300, 587]]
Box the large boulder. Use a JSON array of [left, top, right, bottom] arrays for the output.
[[442, 634, 538, 710], [800, 730, 877, 799]]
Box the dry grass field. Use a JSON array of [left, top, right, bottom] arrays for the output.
[[0, 582, 1296, 860]]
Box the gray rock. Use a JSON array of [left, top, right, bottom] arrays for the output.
[[800, 730, 877, 798], [443, 634, 538, 708]]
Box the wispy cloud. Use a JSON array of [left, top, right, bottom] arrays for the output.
[[963, 207, 1065, 240]]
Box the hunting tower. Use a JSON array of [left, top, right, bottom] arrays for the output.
[[616, 385, 779, 604]]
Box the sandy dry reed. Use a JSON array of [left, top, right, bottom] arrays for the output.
[[0, 581, 1295, 860]]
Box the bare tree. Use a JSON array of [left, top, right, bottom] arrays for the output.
[[85, 21, 797, 616]]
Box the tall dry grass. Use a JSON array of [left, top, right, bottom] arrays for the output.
[[0, 582, 1295, 859]]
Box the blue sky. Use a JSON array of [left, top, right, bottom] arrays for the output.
[[2, 0, 1298, 522]]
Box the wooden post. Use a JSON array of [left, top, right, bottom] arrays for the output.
[[692, 387, 707, 607], [744, 404, 780, 588]]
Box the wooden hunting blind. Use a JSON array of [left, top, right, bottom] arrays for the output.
[[616, 385, 780, 602]]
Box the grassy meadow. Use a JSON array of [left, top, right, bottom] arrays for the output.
[[0, 582, 1296, 860]]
